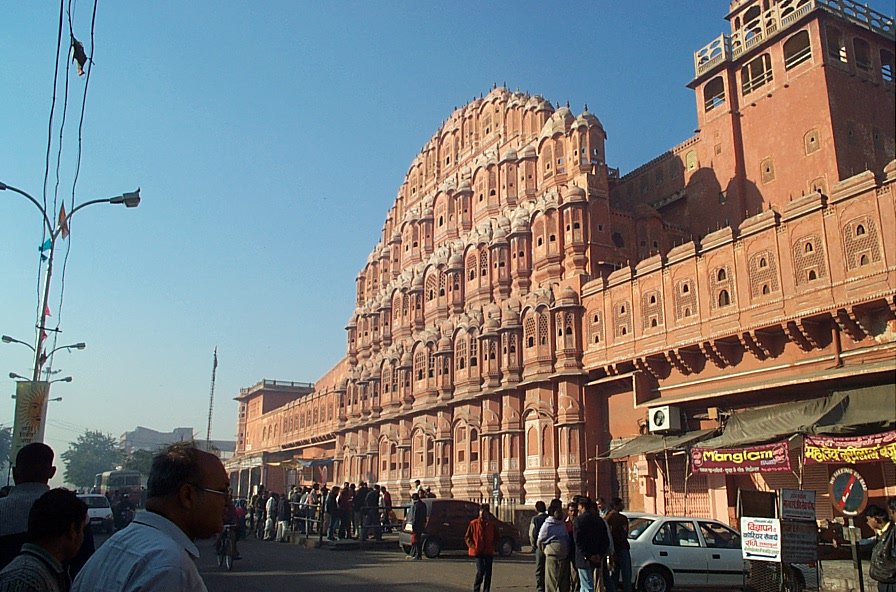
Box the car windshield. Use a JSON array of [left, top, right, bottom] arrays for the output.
[[628, 517, 655, 539], [80, 496, 110, 509]]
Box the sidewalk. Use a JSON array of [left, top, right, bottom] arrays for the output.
[[819, 559, 873, 592]]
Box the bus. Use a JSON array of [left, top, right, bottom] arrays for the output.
[[94, 469, 143, 499]]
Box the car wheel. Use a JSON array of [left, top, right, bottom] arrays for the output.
[[498, 537, 514, 557], [638, 565, 672, 592], [423, 537, 441, 558]]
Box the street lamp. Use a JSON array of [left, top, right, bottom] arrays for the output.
[[2, 179, 139, 452], [9, 372, 71, 383]]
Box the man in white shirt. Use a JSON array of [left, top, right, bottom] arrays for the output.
[[72, 443, 229, 592]]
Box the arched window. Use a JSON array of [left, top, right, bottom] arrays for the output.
[[742, 53, 773, 95], [704, 76, 726, 111], [718, 290, 731, 307], [808, 269, 817, 281], [784, 30, 812, 70], [762, 284, 770, 295], [805, 241, 814, 253], [684, 307, 691, 317], [759, 257, 768, 268], [854, 38, 872, 72], [827, 27, 847, 63], [882, 49, 895, 82], [682, 283, 690, 294], [856, 224, 866, 236], [717, 268, 727, 281], [860, 254, 869, 266]]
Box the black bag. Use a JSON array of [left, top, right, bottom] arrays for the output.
[[870, 526, 896, 584]]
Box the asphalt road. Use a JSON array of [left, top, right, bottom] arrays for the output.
[[197, 536, 538, 592]]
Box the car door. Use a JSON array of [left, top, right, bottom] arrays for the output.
[[650, 519, 708, 587], [699, 520, 744, 589], [441, 502, 478, 550]]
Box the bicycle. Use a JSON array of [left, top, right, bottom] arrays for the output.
[[216, 524, 237, 571]]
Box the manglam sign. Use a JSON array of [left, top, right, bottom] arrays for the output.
[[691, 440, 791, 474]]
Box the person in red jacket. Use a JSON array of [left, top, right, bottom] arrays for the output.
[[465, 504, 500, 592]]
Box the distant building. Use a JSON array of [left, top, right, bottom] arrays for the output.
[[120, 426, 235, 460], [227, 379, 316, 495]]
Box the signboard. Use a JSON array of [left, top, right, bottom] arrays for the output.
[[10, 381, 50, 461], [829, 467, 868, 516], [780, 489, 816, 521], [491, 473, 500, 498], [741, 517, 782, 562], [780, 520, 818, 564], [691, 440, 791, 474], [804, 430, 896, 465]]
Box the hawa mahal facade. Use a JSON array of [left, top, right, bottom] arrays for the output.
[[228, 0, 895, 522]]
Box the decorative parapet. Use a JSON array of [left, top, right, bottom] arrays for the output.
[[694, 0, 895, 78]]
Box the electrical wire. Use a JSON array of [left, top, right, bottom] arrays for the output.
[[34, 0, 67, 350], [48, 0, 100, 376]]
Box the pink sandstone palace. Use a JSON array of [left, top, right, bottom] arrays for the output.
[[227, 0, 896, 524]]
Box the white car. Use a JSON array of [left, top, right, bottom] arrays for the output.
[[78, 494, 114, 533], [626, 513, 816, 592], [627, 513, 745, 592]]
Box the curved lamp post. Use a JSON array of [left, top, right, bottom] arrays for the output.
[[2, 180, 139, 452]]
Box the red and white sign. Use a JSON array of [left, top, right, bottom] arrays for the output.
[[741, 517, 782, 562]]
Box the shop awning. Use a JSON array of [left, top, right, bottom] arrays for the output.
[[603, 429, 716, 459], [698, 384, 896, 449]]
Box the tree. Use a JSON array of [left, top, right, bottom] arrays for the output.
[[122, 448, 155, 477], [61, 430, 122, 488], [0, 426, 10, 473]]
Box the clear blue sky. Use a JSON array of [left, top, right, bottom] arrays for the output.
[[2, 1, 891, 483]]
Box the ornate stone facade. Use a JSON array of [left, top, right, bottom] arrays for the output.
[[229, 0, 896, 518]]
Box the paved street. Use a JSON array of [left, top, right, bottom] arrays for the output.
[[197, 537, 535, 592], [95, 528, 871, 591]]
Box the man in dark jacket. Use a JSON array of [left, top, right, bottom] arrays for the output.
[[529, 500, 548, 592], [325, 486, 340, 541], [353, 482, 369, 539], [605, 497, 632, 592], [407, 493, 428, 560], [363, 484, 382, 541], [573, 497, 610, 592]]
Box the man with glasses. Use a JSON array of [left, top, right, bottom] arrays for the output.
[[72, 443, 229, 592]]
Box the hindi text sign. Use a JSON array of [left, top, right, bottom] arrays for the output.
[[741, 517, 782, 562]]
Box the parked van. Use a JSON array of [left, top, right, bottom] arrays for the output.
[[398, 498, 520, 558]]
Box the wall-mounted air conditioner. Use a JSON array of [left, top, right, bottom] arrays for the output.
[[648, 405, 682, 433]]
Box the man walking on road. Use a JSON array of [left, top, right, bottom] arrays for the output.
[[465, 503, 500, 592], [407, 493, 428, 560], [72, 443, 229, 592]]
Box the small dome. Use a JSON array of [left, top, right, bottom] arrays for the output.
[[500, 148, 518, 163], [520, 145, 537, 159], [448, 251, 464, 269], [491, 226, 508, 244], [437, 335, 453, 353], [556, 286, 580, 307], [562, 185, 586, 203]]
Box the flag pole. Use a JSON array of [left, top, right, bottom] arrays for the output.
[[205, 347, 218, 449]]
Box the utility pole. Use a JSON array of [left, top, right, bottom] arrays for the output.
[[205, 347, 217, 449]]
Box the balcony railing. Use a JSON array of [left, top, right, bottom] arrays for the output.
[[693, 0, 895, 77]]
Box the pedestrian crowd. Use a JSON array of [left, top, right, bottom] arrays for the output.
[[244, 479, 404, 544], [528, 495, 628, 592]]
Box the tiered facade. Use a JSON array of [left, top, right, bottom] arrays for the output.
[[229, 0, 896, 519]]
